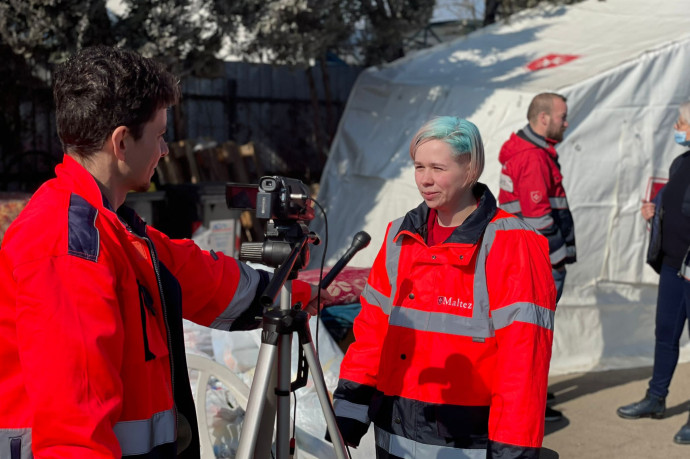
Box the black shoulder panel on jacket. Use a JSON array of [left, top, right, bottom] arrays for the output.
[[68, 194, 99, 262]]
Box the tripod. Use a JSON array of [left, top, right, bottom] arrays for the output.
[[236, 232, 349, 459]]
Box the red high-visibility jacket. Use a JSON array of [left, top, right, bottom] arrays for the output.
[[333, 184, 556, 459], [498, 128, 576, 268], [0, 155, 310, 459]]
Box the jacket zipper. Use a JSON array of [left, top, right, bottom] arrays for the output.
[[127, 226, 178, 438]]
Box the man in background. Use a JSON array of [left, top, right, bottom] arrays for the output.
[[497, 92, 577, 422]]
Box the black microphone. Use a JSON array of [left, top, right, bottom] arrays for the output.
[[319, 231, 371, 289]]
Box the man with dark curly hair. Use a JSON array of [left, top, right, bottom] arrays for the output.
[[0, 45, 322, 459]]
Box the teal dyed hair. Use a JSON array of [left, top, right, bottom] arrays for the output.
[[409, 116, 485, 185]]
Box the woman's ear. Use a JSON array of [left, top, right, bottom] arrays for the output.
[[110, 126, 129, 161], [464, 169, 477, 189]]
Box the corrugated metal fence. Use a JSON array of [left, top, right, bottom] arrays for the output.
[[177, 61, 362, 182], [2, 61, 362, 191]]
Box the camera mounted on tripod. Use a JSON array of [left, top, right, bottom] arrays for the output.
[[226, 176, 354, 459], [226, 175, 320, 304]]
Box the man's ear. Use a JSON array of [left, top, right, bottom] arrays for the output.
[[538, 111, 550, 129], [110, 126, 129, 161]]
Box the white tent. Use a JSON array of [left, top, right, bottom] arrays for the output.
[[311, 0, 690, 375]]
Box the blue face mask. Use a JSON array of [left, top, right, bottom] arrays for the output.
[[674, 130, 690, 146]]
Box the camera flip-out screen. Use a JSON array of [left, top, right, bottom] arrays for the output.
[[226, 184, 259, 210]]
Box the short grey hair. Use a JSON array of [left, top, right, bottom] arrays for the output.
[[679, 101, 690, 125]]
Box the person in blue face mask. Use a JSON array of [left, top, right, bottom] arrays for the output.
[[617, 100, 690, 446], [675, 122, 690, 147]]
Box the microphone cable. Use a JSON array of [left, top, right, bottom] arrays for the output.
[[310, 197, 328, 354]]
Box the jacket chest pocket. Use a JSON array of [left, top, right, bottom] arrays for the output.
[[137, 280, 169, 362]]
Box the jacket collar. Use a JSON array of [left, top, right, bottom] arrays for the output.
[[398, 182, 497, 245], [116, 206, 148, 237], [55, 154, 111, 210], [56, 154, 147, 236], [519, 124, 559, 157]]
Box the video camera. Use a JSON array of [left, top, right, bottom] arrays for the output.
[[226, 176, 314, 223], [226, 176, 319, 279]]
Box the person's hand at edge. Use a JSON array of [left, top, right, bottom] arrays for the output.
[[641, 199, 656, 222], [303, 284, 334, 316]]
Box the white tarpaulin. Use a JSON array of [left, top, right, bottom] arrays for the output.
[[311, 0, 690, 375]]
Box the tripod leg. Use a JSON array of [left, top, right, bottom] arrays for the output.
[[301, 330, 349, 459], [237, 283, 296, 459], [275, 332, 293, 459], [236, 341, 278, 458]]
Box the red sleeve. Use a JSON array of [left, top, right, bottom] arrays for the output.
[[290, 279, 313, 308], [15, 255, 124, 458], [485, 221, 556, 449], [147, 229, 245, 326]]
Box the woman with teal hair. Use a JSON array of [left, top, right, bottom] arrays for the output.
[[331, 116, 556, 458]]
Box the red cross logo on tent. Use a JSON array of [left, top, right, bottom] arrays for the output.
[[527, 54, 580, 71]]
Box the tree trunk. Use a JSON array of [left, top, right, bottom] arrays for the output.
[[484, 0, 502, 25]]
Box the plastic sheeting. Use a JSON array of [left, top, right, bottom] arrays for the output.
[[182, 244, 376, 457], [310, 0, 690, 375], [184, 317, 376, 459]]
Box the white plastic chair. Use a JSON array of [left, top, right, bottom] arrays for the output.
[[186, 352, 250, 459]]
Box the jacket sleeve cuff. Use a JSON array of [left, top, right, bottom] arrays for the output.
[[229, 269, 271, 330], [325, 417, 370, 447], [487, 440, 540, 459]]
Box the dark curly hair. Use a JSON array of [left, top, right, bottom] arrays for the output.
[[53, 45, 180, 157]]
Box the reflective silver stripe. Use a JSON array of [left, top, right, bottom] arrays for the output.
[[209, 261, 260, 329], [333, 399, 370, 424], [389, 306, 493, 338], [387, 218, 404, 307], [361, 283, 392, 315], [374, 427, 485, 458], [0, 428, 32, 459], [549, 196, 568, 209], [473, 220, 494, 332], [550, 244, 567, 265], [499, 173, 514, 193], [523, 214, 554, 230], [500, 200, 521, 214], [114, 409, 176, 456], [502, 198, 568, 214], [491, 301, 554, 331], [475, 217, 541, 336]]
